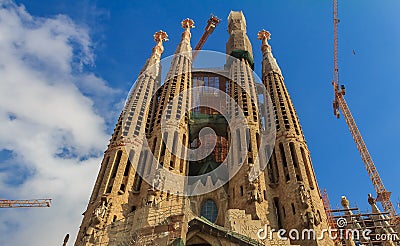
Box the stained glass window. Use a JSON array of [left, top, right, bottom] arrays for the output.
[[200, 199, 218, 223]]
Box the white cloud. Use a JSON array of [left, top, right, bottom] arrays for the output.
[[0, 1, 118, 245]]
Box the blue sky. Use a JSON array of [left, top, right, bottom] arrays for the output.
[[1, 0, 399, 244]]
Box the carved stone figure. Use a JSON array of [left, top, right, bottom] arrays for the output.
[[306, 211, 315, 226], [298, 183, 310, 209], [95, 200, 108, 220]]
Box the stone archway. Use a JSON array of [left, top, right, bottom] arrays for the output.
[[186, 229, 222, 246]]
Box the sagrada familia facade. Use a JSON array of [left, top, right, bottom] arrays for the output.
[[73, 11, 339, 246]]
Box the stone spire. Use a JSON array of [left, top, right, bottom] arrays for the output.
[[166, 18, 194, 80], [225, 11, 270, 225], [259, 29, 333, 245], [257, 30, 281, 74], [226, 11, 253, 58], [176, 18, 194, 54], [139, 30, 168, 74], [145, 18, 194, 200], [74, 31, 167, 245]]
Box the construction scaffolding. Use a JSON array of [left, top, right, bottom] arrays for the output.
[[322, 189, 341, 244], [328, 200, 399, 245]]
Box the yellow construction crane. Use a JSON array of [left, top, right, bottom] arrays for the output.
[[331, 0, 398, 223], [0, 198, 51, 208]]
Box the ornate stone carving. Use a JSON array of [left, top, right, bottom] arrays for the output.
[[97, 201, 108, 218], [298, 183, 310, 209]]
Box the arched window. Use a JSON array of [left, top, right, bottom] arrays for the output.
[[279, 143, 290, 182], [94, 155, 109, 198], [160, 132, 168, 157], [200, 199, 218, 223], [124, 150, 135, 176], [179, 134, 186, 173], [301, 147, 315, 190], [289, 142, 302, 181], [111, 150, 123, 178]]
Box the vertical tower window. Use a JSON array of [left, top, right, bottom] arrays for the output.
[[106, 150, 123, 193], [246, 128, 251, 152], [273, 197, 283, 229], [180, 134, 186, 173], [124, 150, 135, 176], [160, 132, 168, 157], [279, 143, 290, 182], [289, 142, 302, 181], [267, 147, 279, 184], [236, 129, 242, 165], [170, 131, 178, 169], [301, 147, 315, 190], [152, 137, 158, 154], [172, 131, 178, 156], [111, 150, 123, 179], [133, 150, 146, 192], [291, 203, 296, 215], [94, 156, 109, 198]]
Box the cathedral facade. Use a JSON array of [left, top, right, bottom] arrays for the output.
[[74, 11, 334, 246]]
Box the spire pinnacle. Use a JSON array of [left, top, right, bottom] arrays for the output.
[[172, 18, 194, 55], [181, 18, 195, 29], [152, 30, 168, 57], [139, 30, 168, 75], [257, 29, 271, 53], [181, 18, 194, 41], [258, 29, 281, 74]]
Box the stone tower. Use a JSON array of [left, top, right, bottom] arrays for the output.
[[75, 11, 334, 246], [224, 10, 270, 224], [74, 30, 168, 245], [258, 29, 334, 245]]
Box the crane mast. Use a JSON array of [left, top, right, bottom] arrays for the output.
[[0, 198, 51, 208], [331, 0, 398, 223], [192, 15, 220, 60]]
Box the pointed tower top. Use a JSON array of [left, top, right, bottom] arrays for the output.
[[181, 18, 195, 29], [258, 29, 281, 74], [257, 29, 271, 53], [173, 18, 194, 55], [181, 18, 194, 43], [139, 30, 168, 75], [226, 11, 254, 67], [152, 30, 168, 57], [228, 11, 246, 33], [153, 30, 168, 43]]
